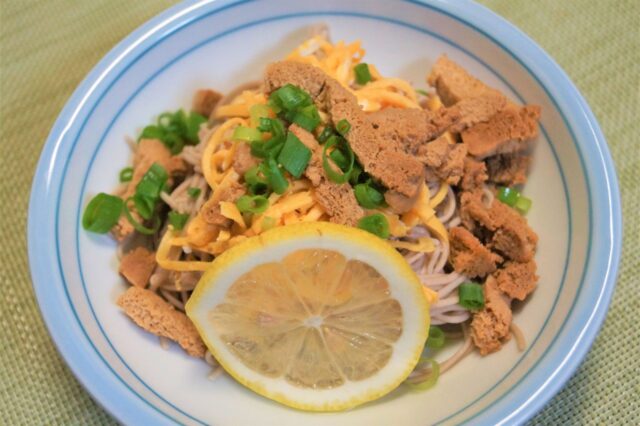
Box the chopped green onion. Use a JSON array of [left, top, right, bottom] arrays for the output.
[[405, 358, 440, 391], [251, 137, 285, 160], [416, 89, 429, 96], [132, 193, 155, 220], [123, 199, 160, 235], [82, 193, 124, 233], [426, 326, 445, 349], [318, 126, 335, 143], [292, 104, 321, 132], [515, 195, 532, 214], [244, 165, 270, 195], [135, 163, 168, 201], [139, 125, 165, 141], [249, 104, 272, 127], [187, 187, 201, 199], [168, 211, 189, 231], [233, 126, 263, 142], [270, 84, 312, 111], [497, 186, 520, 207], [322, 136, 354, 184], [138, 110, 206, 154], [354, 183, 385, 209], [119, 167, 133, 183], [349, 163, 363, 185], [357, 213, 390, 239], [257, 117, 285, 138], [354, 63, 372, 85], [329, 149, 349, 170], [263, 157, 288, 194], [185, 112, 207, 144], [336, 119, 351, 136], [458, 282, 485, 310], [277, 132, 312, 178], [236, 195, 269, 214]]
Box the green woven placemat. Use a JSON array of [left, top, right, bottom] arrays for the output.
[[1, 1, 637, 424]]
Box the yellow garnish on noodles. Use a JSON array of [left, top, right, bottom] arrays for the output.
[[219, 201, 246, 229], [430, 183, 448, 209], [156, 231, 211, 272], [202, 118, 247, 188]]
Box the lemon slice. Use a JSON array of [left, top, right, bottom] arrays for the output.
[[186, 222, 429, 411]]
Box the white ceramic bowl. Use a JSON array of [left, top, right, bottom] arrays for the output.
[[28, 1, 622, 424]]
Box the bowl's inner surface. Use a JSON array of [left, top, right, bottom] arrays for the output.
[[51, 1, 592, 424]]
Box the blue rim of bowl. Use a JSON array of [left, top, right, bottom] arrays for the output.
[[27, 0, 622, 425]]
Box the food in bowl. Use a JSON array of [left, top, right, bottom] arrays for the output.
[[81, 28, 541, 410]]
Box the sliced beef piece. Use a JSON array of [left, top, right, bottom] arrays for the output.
[[119, 247, 156, 288], [462, 104, 541, 159], [201, 179, 246, 226], [460, 157, 488, 194], [449, 226, 502, 278], [494, 260, 538, 301], [432, 92, 507, 134], [112, 139, 186, 241], [265, 62, 424, 213], [192, 89, 223, 118], [417, 135, 467, 185], [470, 276, 513, 355], [232, 142, 259, 176], [289, 124, 363, 226], [117, 287, 206, 357], [486, 153, 531, 186], [460, 192, 538, 262], [428, 55, 503, 106]]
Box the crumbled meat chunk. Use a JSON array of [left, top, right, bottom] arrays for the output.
[[289, 124, 363, 226], [460, 193, 538, 262], [232, 142, 259, 176], [433, 92, 507, 134], [460, 157, 488, 193], [112, 139, 186, 241], [494, 260, 538, 301], [117, 287, 206, 357], [192, 89, 223, 117], [449, 226, 502, 278], [486, 153, 531, 186], [462, 104, 541, 159], [470, 276, 513, 355], [265, 62, 424, 211], [201, 180, 246, 226], [368, 107, 438, 155], [428, 55, 504, 106], [384, 189, 421, 214], [417, 135, 467, 184], [119, 247, 156, 288]]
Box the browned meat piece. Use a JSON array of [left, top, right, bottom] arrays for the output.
[[119, 247, 156, 288], [432, 92, 507, 135], [289, 124, 364, 226], [470, 276, 513, 355], [486, 153, 531, 186], [460, 157, 488, 193], [117, 287, 206, 357], [368, 107, 439, 155], [201, 180, 246, 226], [264, 62, 424, 213], [449, 226, 502, 278], [192, 89, 223, 118], [428, 55, 504, 106], [460, 193, 538, 262], [232, 142, 259, 176], [462, 104, 541, 159], [494, 260, 538, 301], [417, 135, 467, 184], [112, 139, 186, 241]]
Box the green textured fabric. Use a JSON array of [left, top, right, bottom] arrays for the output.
[[0, 0, 637, 424]]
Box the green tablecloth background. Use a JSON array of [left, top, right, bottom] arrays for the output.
[[1, 0, 637, 424]]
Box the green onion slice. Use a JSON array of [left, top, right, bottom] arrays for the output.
[[515, 195, 532, 215], [318, 126, 335, 143], [354, 183, 385, 209], [187, 187, 201, 199], [233, 126, 263, 142], [322, 136, 354, 184], [119, 167, 134, 183], [168, 211, 189, 231], [416, 89, 429, 96], [263, 158, 288, 194], [405, 358, 440, 391], [270, 84, 312, 111], [458, 282, 485, 310], [357, 213, 390, 239], [277, 132, 312, 178], [354, 63, 372, 85], [292, 104, 321, 132], [236, 195, 269, 214], [336, 119, 351, 136], [497, 186, 520, 207], [123, 198, 160, 235], [425, 326, 445, 349], [244, 165, 270, 195], [82, 193, 124, 234]]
